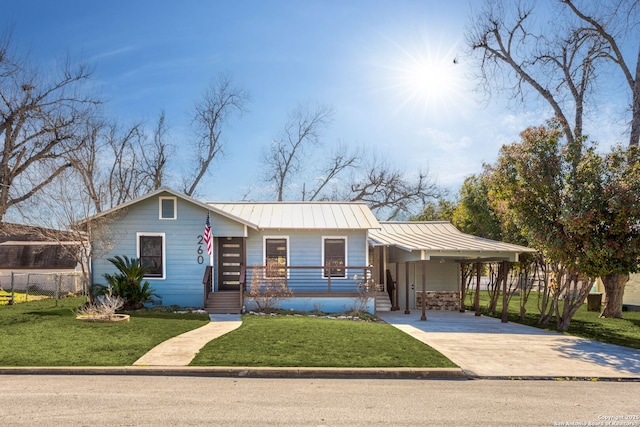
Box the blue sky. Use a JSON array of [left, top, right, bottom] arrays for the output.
[[3, 1, 628, 202]]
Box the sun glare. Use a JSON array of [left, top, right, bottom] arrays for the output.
[[379, 38, 469, 119]]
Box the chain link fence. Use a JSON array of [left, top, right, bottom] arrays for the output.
[[0, 271, 87, 305]]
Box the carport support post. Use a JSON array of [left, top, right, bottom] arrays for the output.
[[501, 261, 510, 323], [404, 262, 410, 314], [474, 262, 481, 316], [393, 263, 400, 311], [459, 263, 466, 313], [420, 260, 427, 321]]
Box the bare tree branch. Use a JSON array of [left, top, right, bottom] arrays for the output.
[[306, 144, 359, 201], [0, 30, 100, 221], [139, 110, 172, 191], [467, 0, 640, 148], [183, 73, 250, 196], [68, 117, 171, 213], [345, 155, 441, 220], [263, 104, 333, 201]]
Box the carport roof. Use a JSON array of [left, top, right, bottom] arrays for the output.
[[369, 221, 536, 258]]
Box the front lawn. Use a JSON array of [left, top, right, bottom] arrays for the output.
[[465, 291, 640, 349], [1, 298, 457, 368], [191, 315, 458, 368], [0, 297, 210, 366]]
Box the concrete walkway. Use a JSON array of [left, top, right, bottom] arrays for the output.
[[133, 314, 242, 366], [378, 310, 640, 379]]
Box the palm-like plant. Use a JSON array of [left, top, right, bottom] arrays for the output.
[[99, 255, 158, 310]]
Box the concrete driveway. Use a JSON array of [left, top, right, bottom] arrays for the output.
[[378, 310, 640, 379]]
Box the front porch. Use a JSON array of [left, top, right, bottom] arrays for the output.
[[204, 265, 379, 314]]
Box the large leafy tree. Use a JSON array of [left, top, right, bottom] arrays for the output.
[[451, 174, 504, 241], [412, 199, 457, 222], [488, 120, 640, 318]]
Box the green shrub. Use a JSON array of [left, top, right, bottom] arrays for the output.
[[96, 255, 158, 310]]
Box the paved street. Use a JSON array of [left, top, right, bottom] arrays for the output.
[[1, 375, 639, 426]]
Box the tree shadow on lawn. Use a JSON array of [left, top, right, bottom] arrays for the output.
[[25, 309, 74, 317]]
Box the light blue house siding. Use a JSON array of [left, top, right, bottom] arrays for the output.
[[92, 192, 244, 307], [242, 228, 374, 313]]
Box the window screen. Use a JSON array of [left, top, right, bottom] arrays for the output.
[[324, 238, 346, 278], [139, 235, 163, 277], [265, 238, 287, 277]]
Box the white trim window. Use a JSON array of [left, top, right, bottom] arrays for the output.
[[264, 236, 288, 278], [322, 236, 347, 278], [137, 232, 166, 279], [159, 197, 177, 220]]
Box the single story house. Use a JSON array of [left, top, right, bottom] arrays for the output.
[[82, 188, 535, 314], [83, 188, 379, 313]]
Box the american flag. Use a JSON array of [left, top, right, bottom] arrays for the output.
[[204, 213, 213, 256]]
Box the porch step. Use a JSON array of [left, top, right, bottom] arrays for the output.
[[375, 292, 392, 313], [206, 291, 242, 314]]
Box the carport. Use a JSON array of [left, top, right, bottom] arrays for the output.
[[369, 221, 536, 321]]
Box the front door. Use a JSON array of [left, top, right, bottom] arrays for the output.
[[218, 237, 244, 291]]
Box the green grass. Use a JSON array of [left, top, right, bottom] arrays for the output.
[[2, 298, 457, 368], [0, 297, 210, 366], [191, 315, 458, 368], [465, 291, 640, 349]]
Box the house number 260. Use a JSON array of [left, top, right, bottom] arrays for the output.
[[196, 235, 205, 264]]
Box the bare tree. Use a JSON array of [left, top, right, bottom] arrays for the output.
[[259, 104, 439, 217], [14, 170, 125, 300], [0, 31, 100, 222], [183, 74, 250, 196], [467, 0, 640, 148], [68, 117, 170, 213], [263, 104, 334, 201], [105, 121, 147, 207], [139, 109, 172, 191], [68, 119, 106, 214], [344, 155, 441, 220], [303, 144, 359, 201], [562, 0, 640, 148]]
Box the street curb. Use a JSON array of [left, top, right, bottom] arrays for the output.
[[0, 366, 468, 379], [465, 374, 640, 382], [2, 367, 638, 381]]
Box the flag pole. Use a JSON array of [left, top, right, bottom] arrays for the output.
[[204, 212, 214, 288]]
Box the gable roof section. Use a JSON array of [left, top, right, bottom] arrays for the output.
[[209, 202, 381, 230], [77, 187, 259, 229], [369, 221, 536, 256]]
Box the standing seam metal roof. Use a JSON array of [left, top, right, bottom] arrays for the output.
[[208, 202, 381, 230], [369, 221, 536, 254]]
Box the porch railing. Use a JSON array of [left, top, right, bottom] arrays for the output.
[[241, 265, 373, 293]]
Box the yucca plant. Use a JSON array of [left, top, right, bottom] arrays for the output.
[[98, 255, 158, 310]]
